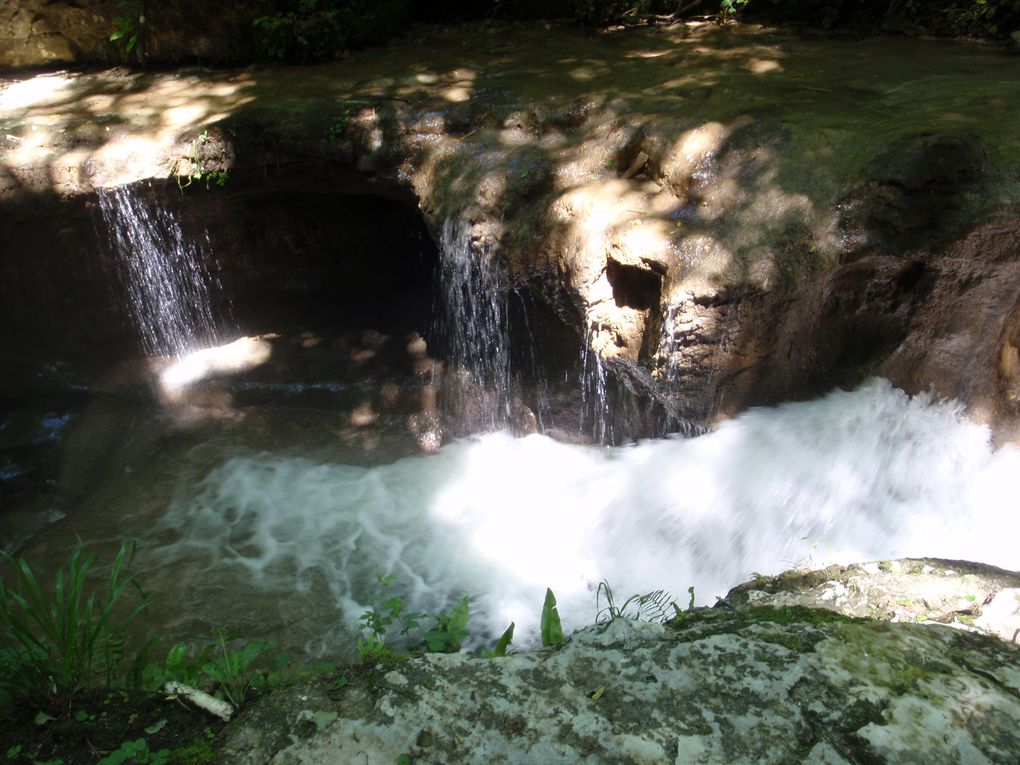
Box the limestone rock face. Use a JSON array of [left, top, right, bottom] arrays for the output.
[[0, 1, 260, 68], [219, 561, 1020, 765], [0, 0, 102, 68], [726, 558, 1020, 643], [3, 23, 1020, 439]]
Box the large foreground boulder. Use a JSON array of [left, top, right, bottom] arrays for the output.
[[220, 559, 1020, 764]]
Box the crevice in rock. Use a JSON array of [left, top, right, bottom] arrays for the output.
[[606, 258, 662, 311]]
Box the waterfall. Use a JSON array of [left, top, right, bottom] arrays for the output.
[[434, 219, 512, 429], [579, 325, 614, 444], [149, 378, 1020, 653], [97, 183, 226, 359]]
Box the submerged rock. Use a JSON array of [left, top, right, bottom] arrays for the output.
[[220, 559, 1020, 764]]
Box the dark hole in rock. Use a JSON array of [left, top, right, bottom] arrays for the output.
[[606, 259, 662, 311], [210, 190, 440, 338]]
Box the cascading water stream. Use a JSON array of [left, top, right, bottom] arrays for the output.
[[97, 183, 228, 359], [579, 325, 614, 444], [433, 219, 513, 430], [146, 378, 1019, 656]]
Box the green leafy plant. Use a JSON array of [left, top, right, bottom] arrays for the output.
[[141, 641, 213, 691], [540, 588, 564, 647], [252, 0, 415, 63], [482, 622, 515, 658], [422, 597, 470, 653], [0, 541, 152, 707], [142, 631, 287, 709], [174, 130, 229, 191], [97, 737, 168, 765], [719, 0, 750, 21], [356, 574, 426, 661], [109, 1, 146, 61], [199, 631, 276, 708]]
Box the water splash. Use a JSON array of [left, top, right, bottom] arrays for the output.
[[149, 378, 1019, 654], [97, 183, 227, 358], [434, 219, 512, 429]]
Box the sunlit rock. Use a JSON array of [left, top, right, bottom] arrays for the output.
[[219, 565, 1020, 764]]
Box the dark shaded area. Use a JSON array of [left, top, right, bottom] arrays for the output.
[[0, 685, 227, 764], [606, 258, 662, 310], [0, 175, 440, 392], [7, 0, 1015, 72], [838, 133, 989, 259], [743, 0, 1020, 38]]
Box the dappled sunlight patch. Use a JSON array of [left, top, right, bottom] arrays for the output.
[[440, 67, 476, 103], [747, 58, 783, 75], [662, 121, 730, 189], [612, 219, 674, 267], [671, 234, 732, 291], [159, 336, 273, 399], [0, 73, 74, 111], [0, 70, 254, 192], [626, 49, 676, 60]]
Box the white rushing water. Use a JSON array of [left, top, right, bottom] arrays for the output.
[[153, 378, 1019, 653]]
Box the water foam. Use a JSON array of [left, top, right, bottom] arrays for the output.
[[154, 379, 1019, 652]]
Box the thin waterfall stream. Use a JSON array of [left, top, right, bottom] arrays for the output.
[[97, 183, 231, 359], [433, 218, 513, 431]]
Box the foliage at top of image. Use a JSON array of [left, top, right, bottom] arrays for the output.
[[252, 0, 412, 62], [742, 0, 1020, 38], [111, 0, 1020, 69]]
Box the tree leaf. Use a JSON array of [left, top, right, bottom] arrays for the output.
[[144, 718, 167, 734]]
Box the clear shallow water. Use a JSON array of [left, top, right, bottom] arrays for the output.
[[89, 377, 1016, 658]]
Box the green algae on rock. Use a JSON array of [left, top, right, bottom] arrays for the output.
[[218, 593, 1020, 764]]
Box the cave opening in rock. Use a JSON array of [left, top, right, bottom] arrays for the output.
[[208, 189, 440, 343]]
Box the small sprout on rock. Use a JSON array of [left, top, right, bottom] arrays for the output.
[[541, 588, 565, 647], [311, 711, 337, 732]]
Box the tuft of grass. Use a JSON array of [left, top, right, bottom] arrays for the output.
[[0, 541, 153, 708]]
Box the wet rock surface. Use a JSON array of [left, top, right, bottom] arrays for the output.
[[2, 23, 1020, 440], [218, 558, 1020, 765], [726, 557, 1020, 644]]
